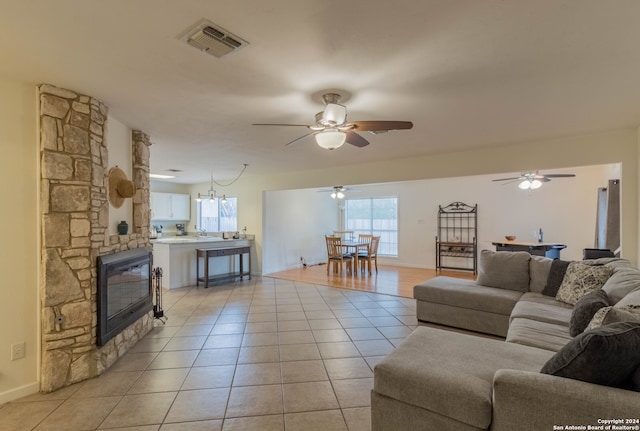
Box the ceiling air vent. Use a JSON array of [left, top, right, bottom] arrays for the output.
[[182, 19, 248, 58]]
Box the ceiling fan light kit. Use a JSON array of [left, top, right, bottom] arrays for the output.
[[518, 179, 542, 190], [493, 171, 575, 190], [316, 129, 346, 150]]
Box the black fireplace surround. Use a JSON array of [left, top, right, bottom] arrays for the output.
[[97, 247, 153, 346]]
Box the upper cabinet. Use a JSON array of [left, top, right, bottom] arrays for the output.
[[151, 192, 191, 221]]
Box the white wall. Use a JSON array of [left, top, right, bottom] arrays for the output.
[[262, 188, 338, 273], [106, 116, 133, 235], [0, 75, 39, 402]]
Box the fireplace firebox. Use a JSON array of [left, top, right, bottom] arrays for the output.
[[97, 247, 153, 346]]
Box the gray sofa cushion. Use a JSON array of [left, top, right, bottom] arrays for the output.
[[616, 287, 640, 308], [509, 298, 572, 327], [529, 255, 553, 293], [476, 250, 531, 292], [541, 322, 640, 389], [556, 262, 612, 305], [603, 269, 640, 304], [506, 318, 573, 352], [542, 259, 571, 297], [569, 289, 612, 336], [414, 276, 523, 316], [374, 327, 553, 429]]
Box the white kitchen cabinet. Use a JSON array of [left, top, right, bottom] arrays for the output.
[[150, 192, 191, 221]]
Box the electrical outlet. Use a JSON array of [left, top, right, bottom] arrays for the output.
[[11, 342, 25, 361]]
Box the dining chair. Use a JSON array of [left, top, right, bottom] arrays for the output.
[[358, 233, 373, 243], [326, 235, 353, 275], [358, 235, 380, 274], [333, 230, 354, 241]]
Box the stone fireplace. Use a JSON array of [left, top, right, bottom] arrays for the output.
[[39, 84, 154, 392]]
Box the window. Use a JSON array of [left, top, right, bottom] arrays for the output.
[[197, 197, 238, 232], [345, 197, 398, 256]]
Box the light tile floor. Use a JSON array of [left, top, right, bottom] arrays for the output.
[[0, 276, 419, 431]]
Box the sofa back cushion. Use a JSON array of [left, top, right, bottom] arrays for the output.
[[529, 255, 553, 293], [602, 268, 640, 304], [477, 250, 531, 292], [616, 287, 640, 309]]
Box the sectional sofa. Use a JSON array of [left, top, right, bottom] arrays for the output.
[[371, 250, 640, 431]]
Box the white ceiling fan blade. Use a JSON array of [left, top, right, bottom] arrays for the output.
[[323, 103, 347, 126]]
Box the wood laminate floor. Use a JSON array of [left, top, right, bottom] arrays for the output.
[[266, 263, 476, 299]]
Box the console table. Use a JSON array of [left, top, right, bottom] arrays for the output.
[[196, 246, 251, 288], [491, 241, 567, 259]]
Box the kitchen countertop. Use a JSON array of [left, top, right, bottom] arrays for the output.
[[153, 236, 253, 245]]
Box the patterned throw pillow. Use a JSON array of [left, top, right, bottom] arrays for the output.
[[587, 305, 640, 331], [556, 262, 613, 305]]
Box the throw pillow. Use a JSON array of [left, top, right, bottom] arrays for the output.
[[587, 305, 640, 331], [476, 250, 531, 292], [542, 259, 571, 297], [631, 366, 640, 391], [529, 255, 553, 293], [569, 289, 611, 337], [540, 322, 640, 389], [555, 262, 612, 305]]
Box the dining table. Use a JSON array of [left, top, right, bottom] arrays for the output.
[[341, 240, 371, 275]]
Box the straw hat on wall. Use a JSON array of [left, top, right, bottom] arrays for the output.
[[108, 166, 136, 208]]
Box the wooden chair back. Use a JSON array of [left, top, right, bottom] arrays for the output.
[[358, 234, 374, 244], [369, 236, 380, 256], [325, 235, 344, 259]]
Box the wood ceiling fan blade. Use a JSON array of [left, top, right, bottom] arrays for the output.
[[348, 120, 413, 132], [345, 131, 369, 147], [252, 123, 311, 127], [284, 131, 317, 147], [543, 174, 576, 178]]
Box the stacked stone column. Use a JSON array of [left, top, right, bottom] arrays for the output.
[[39, 84, 153, 392]]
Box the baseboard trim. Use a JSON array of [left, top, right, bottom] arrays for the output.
[[0, 381, 39, 404]]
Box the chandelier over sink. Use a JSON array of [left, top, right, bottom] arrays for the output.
[[194, 164, 248, 202]]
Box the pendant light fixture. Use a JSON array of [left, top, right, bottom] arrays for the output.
[[195, 173, 219, 202], [194, 164, 248, 202]]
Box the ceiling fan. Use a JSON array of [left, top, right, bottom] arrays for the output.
[[253, 92, 413, 150], [317, 185, 359, 199], [492, 171, 576, 190]]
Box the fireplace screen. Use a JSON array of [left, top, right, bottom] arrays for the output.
[[97, 247, 153, 346]]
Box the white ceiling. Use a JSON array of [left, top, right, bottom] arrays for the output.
[[2, 0, 640, 183]]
